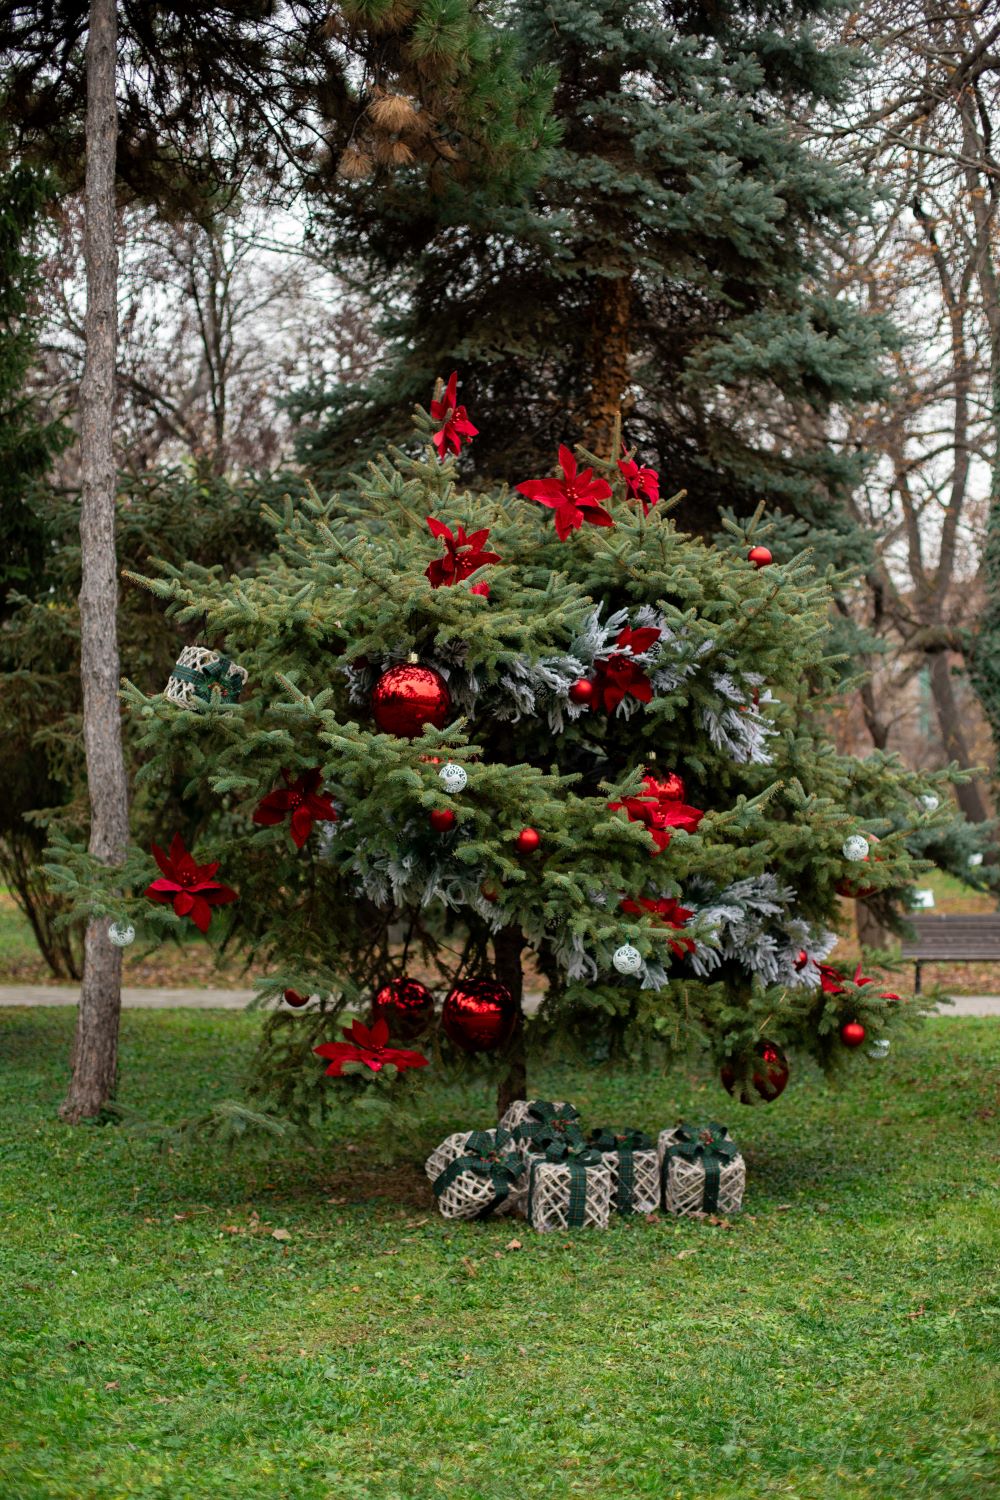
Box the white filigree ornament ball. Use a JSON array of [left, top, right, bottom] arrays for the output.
[[867, 1039, 891, 1060], [438, 762, 468, 794], [842, 835, 871, 862], [612, 944, 643, 975], [919, 794, 940, 812], [107, 920, 135, 948]]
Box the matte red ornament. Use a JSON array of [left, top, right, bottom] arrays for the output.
[[371, 977, 435, 1040], [429, 808, 456, 832], [441, 980, 517, 1054], [480, 882, 500, 904], [516, 827, 540, 853], [748, 545, 773, 568], [840, 1020, 866, 1049], [720, 1040, 789, 1103], [283, 988, 310, 1008], [371, 664, 451, 738], [569, 678, 594, 706]]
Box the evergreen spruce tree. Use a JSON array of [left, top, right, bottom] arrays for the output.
[[295, 0, 888, 557], [55, 383, 956, 1119]]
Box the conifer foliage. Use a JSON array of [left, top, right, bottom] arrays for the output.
[[56, 378, 954, 1117]]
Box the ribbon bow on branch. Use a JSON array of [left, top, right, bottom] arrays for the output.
[[432, 1129, 525, 1218], [665, 1122, 738, 1213], [172, 655, 242, 704]]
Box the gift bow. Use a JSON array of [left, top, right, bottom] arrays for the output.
[[664, 1121, 738, 1213], [588, 1127, 655, 1216], [529, 1139, 605, 1227], [513, 1100, 584, 1154], [432, 1129, 525, 1219], [172, 655, 242, 704]]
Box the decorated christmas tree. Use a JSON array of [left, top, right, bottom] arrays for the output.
[[56, 377, 955, 1120]]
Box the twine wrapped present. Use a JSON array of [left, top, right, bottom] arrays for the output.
[[527, 1141, 611, 1232], [507, 1099, 585, 1159], [165, 645, 248, 707], [427, 1128, 527, 1220], [588, 1128, 659, 1215], [660, 1121, 745, 1217], [499, 1097, 577, 1136]]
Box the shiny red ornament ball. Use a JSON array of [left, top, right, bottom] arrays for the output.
[[840, 1020, 866, 1049], [371, 664, 451, 739], [720, 1040, 790, 1103], [516, 827, 540, 854], [430, 808, 456, 832], [748, 545, 773, 568], [650, 769, 685, 802], [283, 988, 310, 1008], [480, 881, 500, 904], [441, 979, 517, 1054], [371, 977, 435, 1040], [569, 678, 595, 706]]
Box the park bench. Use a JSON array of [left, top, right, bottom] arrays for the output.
[[900, 913, 1000, 993]]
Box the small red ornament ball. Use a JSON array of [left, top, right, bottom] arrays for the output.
[[283, 988, 309, 1008], [430, 808, 456, 832], [840, 1020, 866, 1049], [721, 1040, 790, 1103], [371, 664, 451, 739], [748, 545, 773, 568], [371, 977, 435, 1040], [441, 979, 517, 1054], [516, 827, 540, 854], [569, 678, 595, 706]]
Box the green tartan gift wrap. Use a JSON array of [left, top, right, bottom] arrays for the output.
[[526, 1141, 612, 1232], [588, 1128, 659, 1215], [165, 645, 248, 707], [426, 1128, 527, 1220], [507, 1099, 585, 1159], [659, 1121, 745, 1216]]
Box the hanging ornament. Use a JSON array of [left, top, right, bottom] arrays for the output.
[[516, 827, 540, 854], [442, 980, 517, 1053], [107, 920, 135, 948], [429, 808, 456, 832], [371, 977, 435, 1039], [612, 944, 643, 975], [283, 988, 310, 1008], [868, 1038, 891, 1060], [840, 1020, 866, 1049], [842, 835, 871, 862], [720, 1040, 789, 1103], [480, 881, 500, 904], [919, 794, 940, 812], [371, 664, 451, 738], [438, 762, 468, 793], [747, 545, 773, 568], [569, 678, 595, 706]]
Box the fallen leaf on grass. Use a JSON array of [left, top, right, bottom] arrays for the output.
[[405, 1218, 429, 1229], [461, 1256, 477, 1277], [505, 1239, 522, 1251], [271, 1228, 292, 1242], [104, 1381, 119, 1391], [220, 1225, 243, 1235], [644, 1212, 659, 1224], [775, 1204, 792, 1213], [675, 1248, 698, 1260], [906, 1305, 926, 1320]]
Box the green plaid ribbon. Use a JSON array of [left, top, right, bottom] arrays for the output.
[[528, 1140, 605, 1228], [513, 1100, 584, 1155], [588, 1127, 655, 1216], [171, 655, 242, 704], [664, 1121, 738, 1213], [432, 1129, 525, 1219]]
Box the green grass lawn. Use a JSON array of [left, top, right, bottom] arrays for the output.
[[1, 1009, 998, 1500]]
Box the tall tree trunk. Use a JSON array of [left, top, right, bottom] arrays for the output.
[[494, 923, 526, 1119], [61, 0, 129, 1124], [927, 651, 991, 825], [580, 275, 632, 461]]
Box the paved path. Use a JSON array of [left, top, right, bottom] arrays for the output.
[[1, 985, 998, 1015]]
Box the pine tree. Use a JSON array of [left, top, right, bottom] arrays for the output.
[[294, 0, 889, 555], [54, 384, 957, 1118]]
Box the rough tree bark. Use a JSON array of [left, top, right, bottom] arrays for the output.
[[60, 0, 130, 1123], [494, 923, 526, 1119], [580, 275, 632, 461]]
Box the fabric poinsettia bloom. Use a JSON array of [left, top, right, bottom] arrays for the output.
[[619, 896, 695, 957], [253, 768, 338, 849], [591, 626, 662, 712], [430, 372, 478, 460], [314, 1016, 429, 1076], [144, 833, 238, 934], [853, 964, 902, 1002], [425, 517, 501, 588], [618, 449, 660, 515], [516, 445, 614, 541], [817, 963, 846, 995], [609, 774, 705, 854]]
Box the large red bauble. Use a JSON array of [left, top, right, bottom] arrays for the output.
[[720, 1040, 789, 1103], [649, 770, 685, 802], [429, 808, 456, 832], [840, 1020, 866, 1049], [748, 545, 773, 568], [371, 664, 451, 738], [516, 827, 540, 854], [371, 977, 435, 1040], [441, 980, 517, 1054], [569, 678, 594, 706]]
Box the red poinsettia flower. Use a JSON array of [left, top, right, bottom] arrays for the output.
[[817, 963, 845, 995], [144, 833, 238, 934], [430, 372, 478, 460], [253, 768, 338, 849], [852, 964, 902, 1002], [618, 448, 660, 515], [619, 896, 695, 957], [609, 774, 705, 855], [591, 625, 662, 712], [314, 1016, 429, 1076], [470, 581, 490, 598], [516, 445, 614, 541], [425, 517, 501, 588]]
